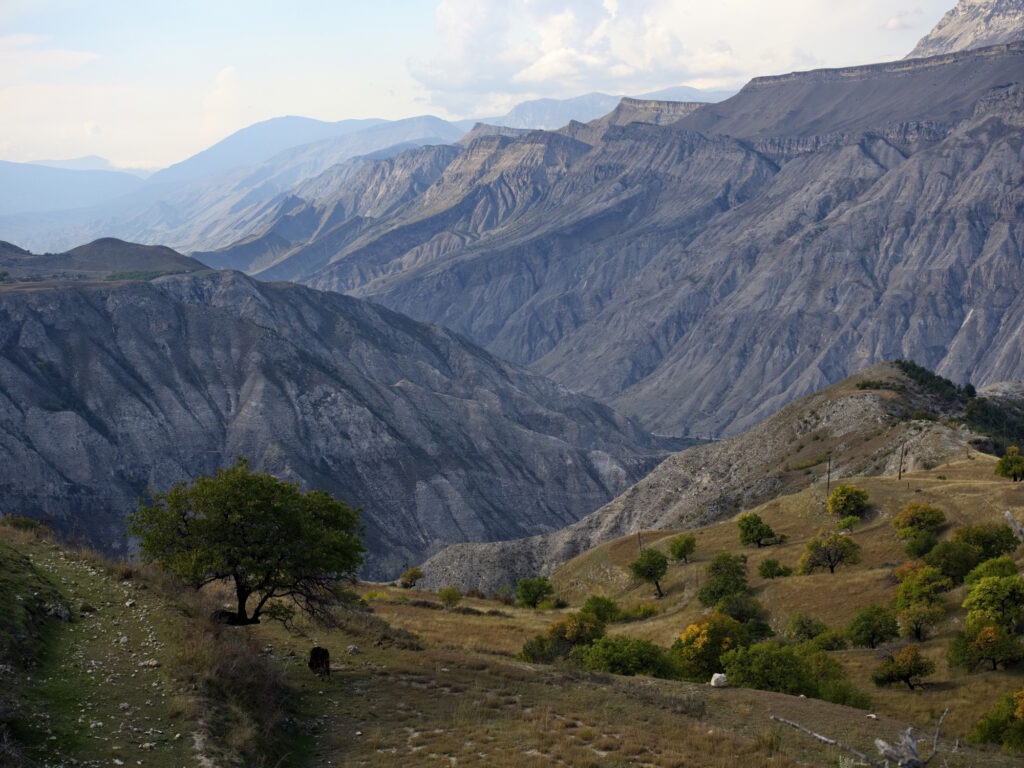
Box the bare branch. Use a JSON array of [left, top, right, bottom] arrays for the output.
[[769, 715, 879, 766], [923, 708, 949, 765]]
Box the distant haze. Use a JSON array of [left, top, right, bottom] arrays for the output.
[[0, 1, 953, 169]]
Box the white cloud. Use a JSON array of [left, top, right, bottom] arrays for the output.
[[201, 65, 240, 140], [410, 0, 951, 116]]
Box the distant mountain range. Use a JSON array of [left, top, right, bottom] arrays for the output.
[[0, 85, 731, 254], [194, 42, 1024, 439], [0, 241, 672, 578]]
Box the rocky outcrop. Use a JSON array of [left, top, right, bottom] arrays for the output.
[[908, 0, 1024, 59], [0, 265, 672, 579]]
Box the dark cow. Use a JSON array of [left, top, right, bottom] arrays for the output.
[[308, 646, 330, 678]]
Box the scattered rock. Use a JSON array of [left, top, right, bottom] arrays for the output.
[[124, 599, 136, 608], [709, 673, 728, 688], [347, 645, 360, 655]]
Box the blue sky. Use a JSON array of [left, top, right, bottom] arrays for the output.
[[0, 0, 953, 169]]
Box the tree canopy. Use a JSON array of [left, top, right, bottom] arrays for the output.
[[798, 531, 861, 575], [827, 484, 869, 518], [629, 548, 669, 598], [996, 446, 1024, 482], [129, 458, 363, 625], [668, 534, 696, 563], [737, 513, 781, 548]]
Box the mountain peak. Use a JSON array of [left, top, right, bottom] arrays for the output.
[[907, 0, 1024, 59]]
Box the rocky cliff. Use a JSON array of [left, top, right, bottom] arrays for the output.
[[908, 0, 1024, 59], [201, 44, 1024, 438], [0, 261, 672, 579]]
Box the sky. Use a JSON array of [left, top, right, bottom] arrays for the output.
[[0, 0, 954, 170]]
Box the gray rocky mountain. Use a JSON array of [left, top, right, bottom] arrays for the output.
[[418, 363, 985, 592], [0, 248, 671, 578], [908, 0, 1024, 58], [199, 44, 1024, 439]]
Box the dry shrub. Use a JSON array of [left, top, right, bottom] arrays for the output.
[[175, 622, 294, 767]]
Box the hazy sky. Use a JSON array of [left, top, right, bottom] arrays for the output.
[[0, 0, 953, 169]]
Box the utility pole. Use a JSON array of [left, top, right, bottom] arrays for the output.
[[826, 453, 832, 496], [637, 531, 643, 552], [898, 443, 906, 480]]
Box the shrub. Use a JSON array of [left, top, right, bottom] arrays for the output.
[[953, 523, 1020, 561], [536, 596, 568, 610], [827, 484, 869, 518], [715, 593, 773, 641], [786, 613, 827, 643], [798, 531, 861, 575], [520, 611, 604, 663], [399, 567, 424, 588], [902, 529, 939, 558], [758, 558, 793, 579], [617, 603, 660, 622], [572, 636, 676, 678], [698, 553, 748, 606], [722, 643, 816, 697], [807, 631, 848, 652], [490, 584, 515, 605], [846, 605, 899, 648], [965, 556, 1020, 587], [892, 502, 946, 537], [838, 515, 860, 532], [970, 690, 1024, 752], [438, 586, 462, 609], [738, 513, 783, 548], [924, 540, 983, 584], [671, 613, 748, 681], [668, 534, 696, 563], [516, 576, 554, 608], [871, 645, 935, 690], [580, 595, 620, 624]]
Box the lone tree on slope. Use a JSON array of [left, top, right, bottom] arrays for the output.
[[129, 458, 363, 625], [630, 548, 669, 598]]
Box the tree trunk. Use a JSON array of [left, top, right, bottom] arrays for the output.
[[653, 579, 663, 598], [904, 679, 916, 691], [235, 580, 253, 624]]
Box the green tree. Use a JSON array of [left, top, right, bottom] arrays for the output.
[[516, 576, 555, 608], [737, 513, 781, 548], [871, 645, 935, 690], [758, 558, 793, 579], [698, 553, 749, 606], [671, 613, 748, 681], [895, 565, 952, 609], [892, 502, 946, 538], [438, 586, 462, 609], [965, 556, 1019, 587], [668, 534, 696, 563], [827, 484, 869, 518], [798, 531, 861, 575], [995, 446, 1024, 482], [897, 603, 944, 642], [580, 595, 620, 624], [924, 540, 984, 584], [838, 515, 860, 532], [953, 523, 1020, 561], [963, 575, 1024, 629], [948, 616, 1024, 672], [399, 566, 424, 588], [902, 529, 939, 558], [629, 548, 669, 598], [846, 605, 899, 648], [129, 458, 363, 625]]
